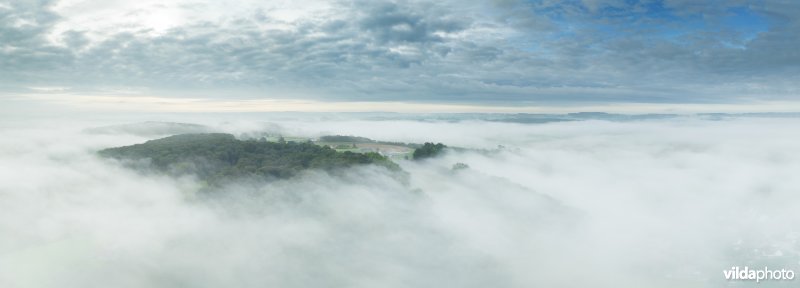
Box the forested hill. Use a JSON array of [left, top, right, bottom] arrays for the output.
[[99, 133, 400, 184]]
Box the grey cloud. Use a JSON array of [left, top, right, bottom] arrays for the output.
[[1, 0, 800, 104], [0, 0, 72, 81], [359, 1, 468, 44]]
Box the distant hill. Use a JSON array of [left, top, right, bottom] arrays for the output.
[[99, 133, 401, 186], [84, 121, 212, 136]]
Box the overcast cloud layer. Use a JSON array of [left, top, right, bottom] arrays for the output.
[[2, 115, 800, 287], [2, 0, 800, 105]]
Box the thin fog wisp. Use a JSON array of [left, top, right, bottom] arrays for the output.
[[1, 117, 799, 287]]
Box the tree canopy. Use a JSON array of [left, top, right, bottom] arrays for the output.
[[412, 142, 446, 160], [99, 133, 400, 185]]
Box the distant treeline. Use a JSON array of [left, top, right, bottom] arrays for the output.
[[318, 135, 418, 148], [318, 135, 374, 143]]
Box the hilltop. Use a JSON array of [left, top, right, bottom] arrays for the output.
[[99, 133, 401, 186]]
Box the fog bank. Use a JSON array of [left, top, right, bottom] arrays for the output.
[[1, 116, 799, 287]]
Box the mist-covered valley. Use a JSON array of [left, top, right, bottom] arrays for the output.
[[2, 114, 799, 288]]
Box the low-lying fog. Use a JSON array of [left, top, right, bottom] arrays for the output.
[[1, 114, 799, 287]]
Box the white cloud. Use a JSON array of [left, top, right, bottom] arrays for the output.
[[48, 0, 338, 42]]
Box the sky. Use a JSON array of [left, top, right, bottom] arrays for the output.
[[2, 0, 800, 112]]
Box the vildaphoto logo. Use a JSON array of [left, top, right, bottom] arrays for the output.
[[724, 266, 795, 283]]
